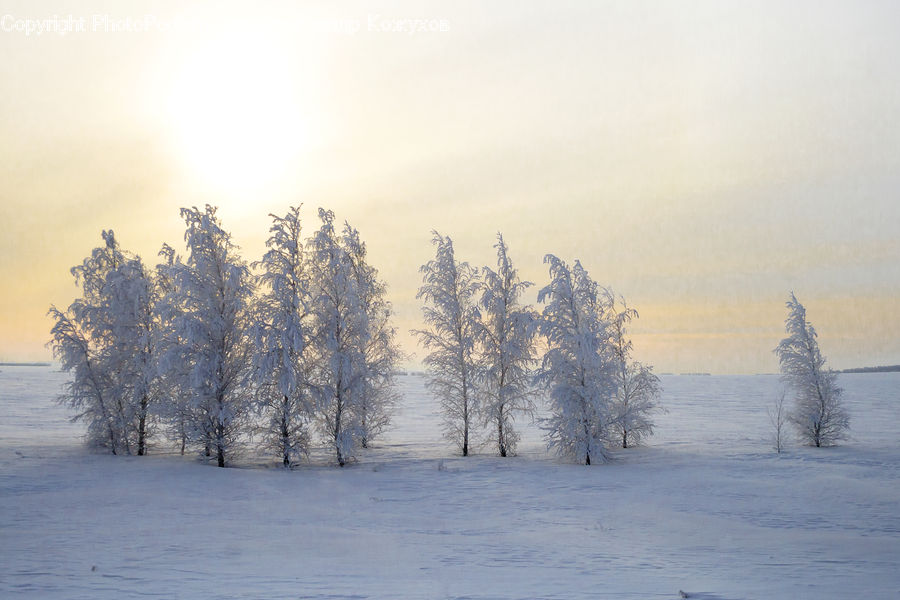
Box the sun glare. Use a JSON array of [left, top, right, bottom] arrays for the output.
[[167, 37, 307, 194]]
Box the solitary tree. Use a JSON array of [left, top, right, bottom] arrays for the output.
[[536, 255, 616, 465], [477, 233, 537, 457], [252, 206, 313, 467], [607, 293, 661, 449], [774, 293, 849, 447], [161, 206, 255, 467], [415, 232, 481, 456]]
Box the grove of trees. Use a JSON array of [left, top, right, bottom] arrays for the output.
[[51, 209, 857, 468], [49, 205, 400, 467], [415, 235, 661, 464], [50, 210, 670, 467]]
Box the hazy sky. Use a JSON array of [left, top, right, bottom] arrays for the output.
[[2, 0, 898, 373]]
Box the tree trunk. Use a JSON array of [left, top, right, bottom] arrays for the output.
[[215, 413, 226, 467], [462, 380, 469, 457], [462, 424, 469, 457], [281, 396, 291, 467], [361, 403, 368, 449], [583, 413, 591, 465], [623, 429, 628, 449], [498, 412, 506, 457], [137, 396, 148, 456], [462, 399, 469, 457], [335, 397, 345, 467], [179, 413, 186, 455]]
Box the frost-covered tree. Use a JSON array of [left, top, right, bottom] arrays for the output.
[[774, 293, 849, 447], [153, 243, 191, 455], [342, 222, 400, 449], [102, 251, 157, 456], [252, 206, 313, 467], [48, 231, 157, 455], [161, 206, 254, 467], [48, 305, 117, 451], [536, 255, 615, 465], [306, 209, 368, 466], [607, 293, 661, 449], [477, 233, 537, 457], [415, 232, 481, 456]]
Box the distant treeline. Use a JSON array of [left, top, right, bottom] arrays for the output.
[[0, 362, 51, 367], [841, 365, 900, 374]]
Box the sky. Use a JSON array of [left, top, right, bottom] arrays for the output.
[[1, 0, 898, 374]]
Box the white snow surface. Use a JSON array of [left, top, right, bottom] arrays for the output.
[[1, 366, 899, 599]]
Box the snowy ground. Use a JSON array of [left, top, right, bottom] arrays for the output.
[[1, 366, 899, 599]]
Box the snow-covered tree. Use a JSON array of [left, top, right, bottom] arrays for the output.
[[251, 206, 313, 467], [415, 232, 481, 456], [48, 304, 121, 453], [161, 206, 255, 467], [102, 250, 157, 456], [306, 208, 368, 466], [48, 231, 157, 455], [607, 293, 661, 449], [536, 255, 616, 465], [477, 233, 537, 457], [342, 222, 400, 449], [774, 293, 849, 447], [153, 243, 191, 455]]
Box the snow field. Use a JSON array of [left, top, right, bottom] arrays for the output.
[[1, 366, 899, 599]]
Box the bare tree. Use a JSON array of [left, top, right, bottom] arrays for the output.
[[768, 390, 787, 454]]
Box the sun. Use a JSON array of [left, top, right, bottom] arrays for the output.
[[167, 36, 307, 194]]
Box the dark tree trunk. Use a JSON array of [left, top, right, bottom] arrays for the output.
[[215, 413, 226, 467], [361, 404, 368, 449], [623, 429, 628, 449], [462, 425, 469, 457], [335, 397, 345, 467], [498, 413, 507, 457], [281, 397, 291, 467], [137, 396, 148, 456]]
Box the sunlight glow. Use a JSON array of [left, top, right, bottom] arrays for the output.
[[167, 36, 307, 194]]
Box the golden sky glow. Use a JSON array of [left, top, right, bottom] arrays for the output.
[[1, 1, 898, 373]]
